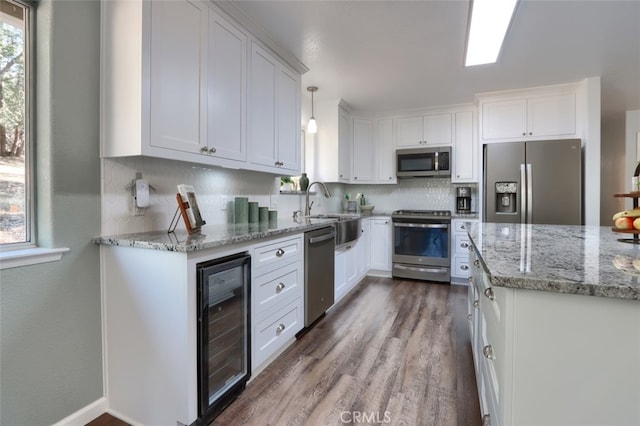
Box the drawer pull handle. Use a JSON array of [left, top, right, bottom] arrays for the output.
[[460, 242, 469, 248], [460, 264, 469, 271], [473, 300, 479, 308], [473, 259, 480, 267], [276, 283, 285, 293], [484, 287, 495, 301], [482, 414, 491, 426], [276, 248, 285, 257], [276, 323, 286, 335], [483, 344, 494, 360]]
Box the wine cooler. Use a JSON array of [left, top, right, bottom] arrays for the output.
[[197, 252, 251, 424]]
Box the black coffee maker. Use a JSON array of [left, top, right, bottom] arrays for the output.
[[456, 187, 472, 214]]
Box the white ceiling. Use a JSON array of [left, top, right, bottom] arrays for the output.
[[232, 0, 640, 119]]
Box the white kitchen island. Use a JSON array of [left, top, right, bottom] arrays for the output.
[[466, 223, 640, 426]]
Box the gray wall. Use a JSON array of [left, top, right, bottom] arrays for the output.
[[0, 1, 103, 424]]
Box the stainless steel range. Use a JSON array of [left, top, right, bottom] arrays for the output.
[[391, 210, 451, 283]]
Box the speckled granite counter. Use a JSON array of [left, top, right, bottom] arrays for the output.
[[467, 222, 640, 301], [94, 217, 337, 253]]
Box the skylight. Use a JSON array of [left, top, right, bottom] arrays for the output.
[[465, 0, 519, 66]]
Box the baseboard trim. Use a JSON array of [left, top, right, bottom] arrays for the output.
[[51, 397, 107, 426]]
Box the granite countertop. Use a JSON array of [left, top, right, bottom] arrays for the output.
[[467, 222, 640, 301], [94, 217, 338, 253]]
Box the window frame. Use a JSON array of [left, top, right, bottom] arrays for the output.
[[0, 0, 68, 269], [0, 0, 35, 252]]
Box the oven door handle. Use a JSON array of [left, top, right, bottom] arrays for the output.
[[394, 264, 449, 274], [393, 223, 449, 229]]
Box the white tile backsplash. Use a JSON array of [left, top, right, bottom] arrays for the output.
[[101, 157, 475, 235]]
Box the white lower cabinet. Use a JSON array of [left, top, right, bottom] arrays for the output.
[[250, 234, 303, 372], [369, 217, 392, 273], [334, 218, 373, 303], [469, 248, 640, 426]]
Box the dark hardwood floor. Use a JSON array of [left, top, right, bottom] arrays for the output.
[[88, 277, 480, 426]]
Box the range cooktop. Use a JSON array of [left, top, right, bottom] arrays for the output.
[[392, 209, 451, 217]]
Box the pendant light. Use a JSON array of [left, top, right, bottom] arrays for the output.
[[307, 86, 318, 134]]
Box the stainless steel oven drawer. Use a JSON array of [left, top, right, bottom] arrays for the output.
[[392, 262, 450, 282]]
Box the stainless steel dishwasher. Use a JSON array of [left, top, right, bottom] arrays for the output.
[[304, 226, 336, 327]]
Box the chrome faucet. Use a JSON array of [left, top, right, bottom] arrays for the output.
[[305, 181, 332, 216]]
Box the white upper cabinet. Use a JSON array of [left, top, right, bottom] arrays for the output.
[[314, 100, 352, 183], [338, 107, 353, 181], [276, 67, 301, 173], [452, 110, 477, 183], [248, 42, 301, 174], [352, 117, 375, 183], [207, 10, 247, 161], [480, 91, 577, 142], [101, 0, 302, 174], [377, 118, 396, 184], [149, 0, 208, 155], [396, 113, 452, 147]]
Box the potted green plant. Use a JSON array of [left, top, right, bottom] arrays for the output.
[[280, 176, 294, 191]]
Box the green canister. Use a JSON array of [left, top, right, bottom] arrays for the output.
[[234, 197, 248, 224]]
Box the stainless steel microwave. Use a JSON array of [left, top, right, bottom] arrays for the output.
[[396, 146, 451, 178]]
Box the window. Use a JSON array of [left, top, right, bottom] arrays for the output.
[[0, 0, 32, 249]]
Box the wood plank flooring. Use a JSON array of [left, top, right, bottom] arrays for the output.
[[88, 277, 480, 426], [214, 277, 480, 426]]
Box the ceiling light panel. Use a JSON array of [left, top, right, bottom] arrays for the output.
[[465, 0, 519, 66]]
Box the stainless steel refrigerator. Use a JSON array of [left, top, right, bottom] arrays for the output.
[[484, 139, 582, 225]]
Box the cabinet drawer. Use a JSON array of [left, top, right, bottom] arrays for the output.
[[453, 255, 470, 278], [252, 235, 302, 273], [253, 298, 302, 368], [254, 263, 302, 317], [454, 233, 471, 255], [480, 312, 502, 409]]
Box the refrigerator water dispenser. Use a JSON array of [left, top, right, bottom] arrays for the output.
[[495, 182, 517, 214]]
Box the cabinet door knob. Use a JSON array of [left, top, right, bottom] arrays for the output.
[[482, 414, 491, 426], [199, 147, 208, 153], [484, 287, 495, 301], [389, 176, 393, 180], [473, 259, 480, 267], [354, 176, 358, 180], [461, 264, 469, 271], [460, 242, 469, 248], [276, 282, 285, 293], [467, 313, 472, 320], [522, 132, 527, 136], [276, 323, 286, 335], [276, 248, 285, 257], [529, 132, 533, 135], [208, 147, 216, 154], [483, 344, 494, 359], [473, 300, 479, 308]]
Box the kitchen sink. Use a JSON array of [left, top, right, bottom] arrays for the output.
[[307, 214, 361, 248]]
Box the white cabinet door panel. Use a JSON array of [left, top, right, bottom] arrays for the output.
[[423, 113, 452, 145], [527, 93, 576, 138], [482, 99, 527, 140], [277, 67, 300, 172], [150, 0, 207, 154], [249, 43, 278, 167], [208, 12, 246, 161]]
